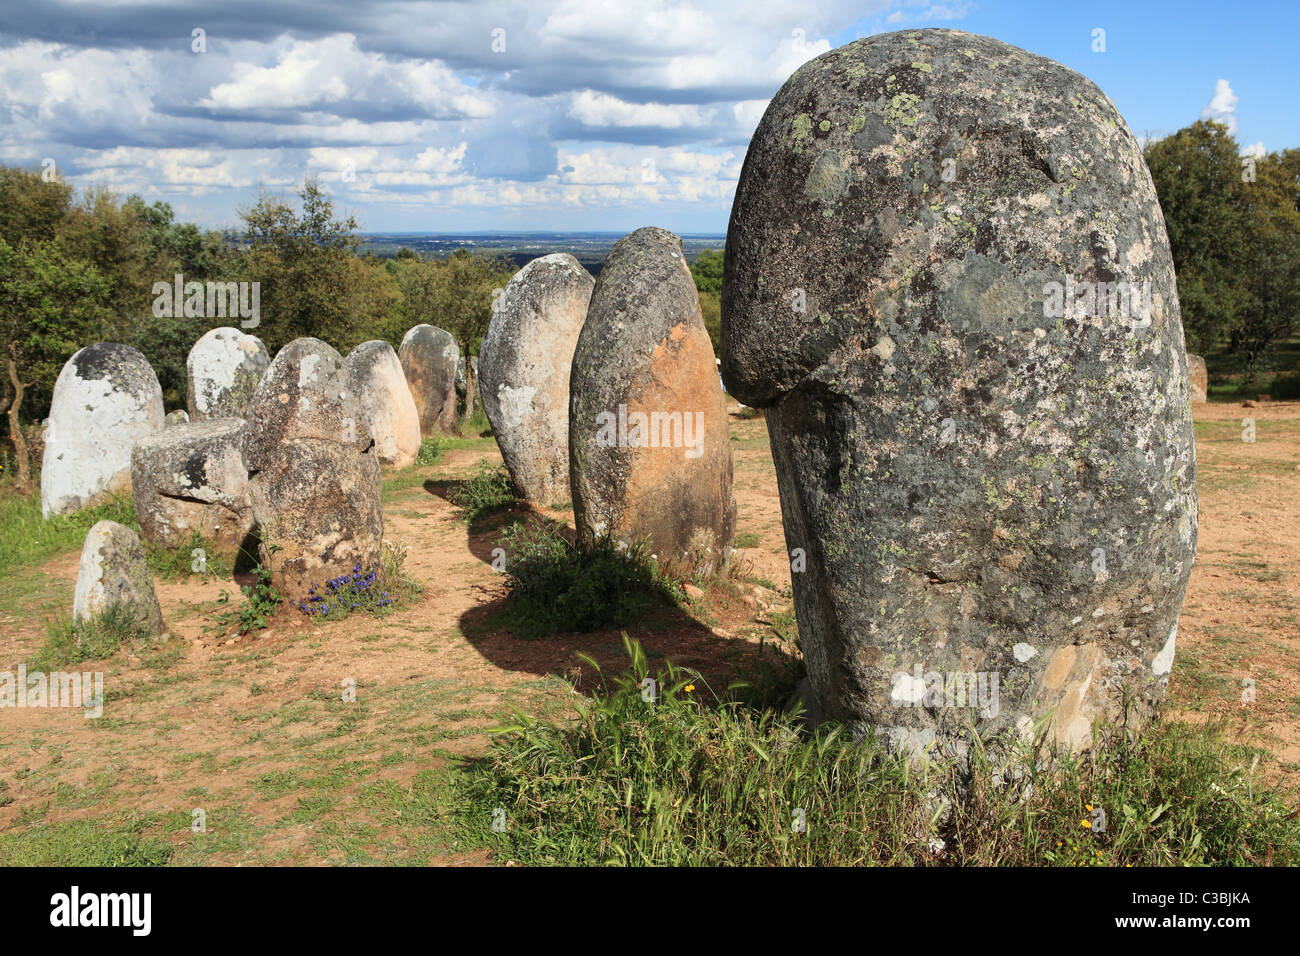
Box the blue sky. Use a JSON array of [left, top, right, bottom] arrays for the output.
[[0, 0, 1294, 235]]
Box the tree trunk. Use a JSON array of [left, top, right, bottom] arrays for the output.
[[6, 350, 31, 494], [459, 348, 477, 433]]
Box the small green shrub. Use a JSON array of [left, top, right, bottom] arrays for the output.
[[214, 561, 281, 634], [449, 461, 516, 522], [1266, 370, 1300, 400], [415, 437, 449, 466], [494, 522, 680, 639], [32, 604, 158, 669]]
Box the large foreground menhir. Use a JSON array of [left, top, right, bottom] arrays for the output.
[[722, 29, 1198, 761]]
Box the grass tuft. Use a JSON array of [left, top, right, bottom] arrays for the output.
[[32, 603, 158, 670], [456, 640, 1300, 866], [493, 522, 681, 640]]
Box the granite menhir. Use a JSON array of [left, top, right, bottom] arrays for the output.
[[722, 29, 1197, 761]]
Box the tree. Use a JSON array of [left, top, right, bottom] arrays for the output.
[[393, 249, 515, 427], [237, 177, 379, 354], [0, 238, 113, 489], [690, 248, 724, 295], [1144, 121, 1251, 354]]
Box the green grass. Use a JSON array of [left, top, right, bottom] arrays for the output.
[[31, 603, 159, 669], [456, 639, 1300, 866], [146, 529, 236, 581], [734, 532, 761, 549], [491, 522, 681, 639], [0, 490, 136, 575], [449, 460, 517, 523], [0, 815, 173, 866]]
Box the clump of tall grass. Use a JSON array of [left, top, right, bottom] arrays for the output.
[[457, 638, 1300, 866], [448, 461, 517, 523], [32, 604, 158, 670], [492, 522, 680, 640]]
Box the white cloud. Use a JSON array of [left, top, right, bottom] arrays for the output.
[[1240, 141, 1265, 158], [0, 0, 979, 229], [202, 34, 493, 120], [568, 91, 713, 128], [1200, 78, 1239, 135]]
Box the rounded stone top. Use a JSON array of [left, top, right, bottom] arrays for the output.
[[65, 342, 160, 398], [243, 337, 366, 467], [400, 324, 456, 351], [722, 28, 1175, 407]]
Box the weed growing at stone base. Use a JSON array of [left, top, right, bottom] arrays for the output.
[[492, 523, 682, 639], [33, 603, 157, 669], [456, 639, 1300, 866], [293, 541, 421, 623], [214, 562, 281, 635], [415, 437, 450, 467], [449, 461, 517, 523], [146, 529, 235, 581], [0, 490, 136, 576]]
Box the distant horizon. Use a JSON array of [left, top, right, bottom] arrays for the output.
[[358, 230, 728, 237]]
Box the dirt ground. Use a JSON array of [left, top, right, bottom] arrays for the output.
[[0, 399, 1296, 863]]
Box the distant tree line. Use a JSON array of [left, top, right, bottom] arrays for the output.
[[0, 168, 513, 492]]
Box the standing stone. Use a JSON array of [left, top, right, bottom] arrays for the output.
[[41, 343, 164, 518], [74, 520, 166, 638], [481, 254, 595, 504], [398, 325, 459, 435], [165, 409, 190, 426], [571, 228, 735, 575], [186, 326, 271, 420], [345, 340, 422, 469], [723, 29, 1197, 760], [130, 419, 254, 564], [1187, 354, 1208, 403], [243, 338, 383, 600]]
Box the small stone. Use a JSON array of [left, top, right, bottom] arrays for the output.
[[73, 520, 166, 638]]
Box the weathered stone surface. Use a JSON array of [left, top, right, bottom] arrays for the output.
[[165, 409, 190, 426], [73, 520, 166, 637], [398, 325, 459, 435], [130, 419, 254, 563], [186, 326, 270, 420], [41, 343, 165, 518], [345, 340, 422, 468], [722, 29, 1197, 758], [481, 254, 595, 503], [243, 338, 383, 599], [571, 228, 735, 575], [1187, 353, 1208, 403]]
